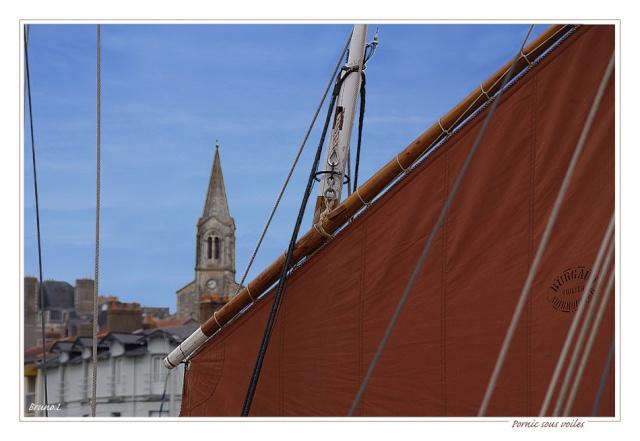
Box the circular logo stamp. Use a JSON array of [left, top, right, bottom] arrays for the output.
[[547, 266, 594, 312]]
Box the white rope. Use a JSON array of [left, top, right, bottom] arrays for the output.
[[480, 82, 491, 100], [355, 187, 371, 207], [551, 219, 615, 416], [478, 52, 615, 416], [313, 221, 334, 240], [395, 154, 409, 173], [213, 311, 222, 330], [90, 24, 101, 418], [438, 118, 450, 135], [245, 284, 255, 302], [539, 214, 614, 416], [563, 258, 615, 415]]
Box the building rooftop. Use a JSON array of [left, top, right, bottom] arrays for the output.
[[142, 322, 200, 343], [100, 332, 146, 345], [25, 318, 197, 368]]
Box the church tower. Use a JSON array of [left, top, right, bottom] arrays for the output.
[[177, 142, 239, 321], [195, 143, 237, 299]]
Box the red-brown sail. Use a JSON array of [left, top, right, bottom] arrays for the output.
[[181, 24, 614, 417]]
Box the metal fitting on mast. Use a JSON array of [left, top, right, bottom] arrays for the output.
[[312, 24, 369, 224]]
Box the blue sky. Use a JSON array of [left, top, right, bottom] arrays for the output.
[[24, 23, 547, 312]]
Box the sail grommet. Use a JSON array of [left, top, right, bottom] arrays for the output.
[[438, 119, 450, 136], [521, 50, 533, 66], [395, 154, 410, 174]]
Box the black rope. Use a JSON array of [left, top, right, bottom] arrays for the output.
[[24, 24, 49, 417], [157, 371, 170, 416], [353, 71, 366, 191], [240, 66, 358, 417]]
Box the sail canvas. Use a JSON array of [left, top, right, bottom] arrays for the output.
[[180, 25, 614, 417]]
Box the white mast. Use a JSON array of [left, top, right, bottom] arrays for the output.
[[313, 24, 368, 223]]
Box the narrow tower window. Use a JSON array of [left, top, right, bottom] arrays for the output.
[[214, 237, 221, 260], [207, 237, 213, 259]]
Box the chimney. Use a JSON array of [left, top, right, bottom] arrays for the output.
[[24, 277, 40, 349], [75, 322, 94, 338], [24, 276, 39, 313], [142, 314, 157, 330], [74, 278, 94, 316], [105, 301, 143, 333]]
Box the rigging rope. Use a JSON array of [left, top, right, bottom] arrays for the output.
[[591, 335, 615, 416], [347, 24, 536, 417], [24, 24, 49, 417], [538, 214, 614, 415], [231, 34, 351, 301], [90, 24, 102, 418], [170, 26, 574, 373], [352, 71, 366, 191], [480, 51, 615, 417], [183, 36, 351, 365], [240, 64, 360, 417], [552, 216, 615, 416], [347, 148, 352, 196], [349, 30, 375, 193], [563, 253, 615, 416], [157, 371, 171, 416]]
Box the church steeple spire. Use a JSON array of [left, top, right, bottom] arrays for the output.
[[176, 140, 238, 322], [202, 141, 231, 221]]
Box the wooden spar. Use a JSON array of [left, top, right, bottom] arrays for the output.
[[200, 24, 574, 337], [164, 24, 577, 369]]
